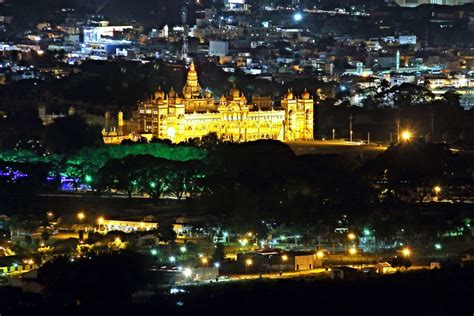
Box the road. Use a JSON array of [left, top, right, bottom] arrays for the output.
[[286, 140, 387, 156]]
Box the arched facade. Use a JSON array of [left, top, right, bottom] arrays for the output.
[[104, 63, 314, 144]]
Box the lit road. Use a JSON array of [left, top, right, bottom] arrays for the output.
[[286, 140, 387, 156], [226, 268, 329, 281]]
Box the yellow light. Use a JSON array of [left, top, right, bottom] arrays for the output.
[[245, 258, 253, 266], [97, 217, 104, 224], [434, 186, 441, 194], [247, 232, 253, 237], [115, 237, 122, 243], [402, 248, 411, 257], [77, 212, 85, 221], [349, 248, 357, 255], [401, 130, 411, 141], [281, 255, 288, 261], [316, 251, 324, 259], [201, 257, 208, 265], [47, 211, 53, 217], [347, 233, 356, 240]]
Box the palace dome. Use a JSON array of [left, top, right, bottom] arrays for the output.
[[301, 89, 311, 100], [154, 87, 165, 100], [168, 87, 176, 98]]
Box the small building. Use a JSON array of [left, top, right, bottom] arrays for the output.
[[430, 261, 441, 270], [375, 262, 394, 274], [294, 252, 322, 271], [331, 266, 359, 280]]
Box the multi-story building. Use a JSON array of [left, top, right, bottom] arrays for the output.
[[103, 62, 313, 144]]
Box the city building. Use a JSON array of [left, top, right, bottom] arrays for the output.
[[103, 62, 314, 144], [395, 0, 474, 7]]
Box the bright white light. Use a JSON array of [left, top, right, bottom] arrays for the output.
[[169, 256, 176, 263], [183, 268, 192, 278], [214, 262, 220, 268], [293, 13, 303, 22], [180, 246, 187, 253]]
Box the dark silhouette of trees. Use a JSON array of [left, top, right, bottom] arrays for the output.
[[37, 253, 151, 305], [44, 115, 103, 154]]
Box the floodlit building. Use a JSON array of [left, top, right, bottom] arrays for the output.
[[104, 62, 314, 144]]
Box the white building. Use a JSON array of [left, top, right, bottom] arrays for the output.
[[209, 40, 229, 57]]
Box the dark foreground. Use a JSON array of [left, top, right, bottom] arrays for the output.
[[1, 267, 473, 316]]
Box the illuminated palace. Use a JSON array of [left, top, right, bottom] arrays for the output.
[[103, 63, 313, 144]]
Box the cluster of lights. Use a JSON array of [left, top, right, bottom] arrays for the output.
[[0, 168, 28, 182]]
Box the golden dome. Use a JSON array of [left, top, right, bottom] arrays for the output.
[[284, 89, 294, 100], [220, 95, 226, 102], [301, 89, 310, 100], [154, 87, 165, 100], [168, 86, 176, 98]]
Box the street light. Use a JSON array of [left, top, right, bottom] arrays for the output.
[[201, 257, 208, 265], [347, 233, 356, 240], [293, 12, 303, 22], [77, 212, 85, 221], [349, 247, 357, 255], [402, 247, 411, 257], [434, 186, 441, 194], [316, 251, 324, 259], [281, 255, 288, 262], [401, 130, 411, 142], [183, 268, 192, 278]]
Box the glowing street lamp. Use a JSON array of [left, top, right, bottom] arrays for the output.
[[293, 12, 303, 22], [349, 247, 357, 255], [180, 246, 187, 253], [434, 186, 441, 194], [169, 256, 176, 263], [77, 212, 85, 221], [182, 268, 192, 278], [281, 255, 288, 262], [245, 258, 253, 266], [402, 247, 411, 257], [347, 233, 356, 240], [316, 251, 324, 259], [401, 130, 411, 142], [201, 257, 208, 265]]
